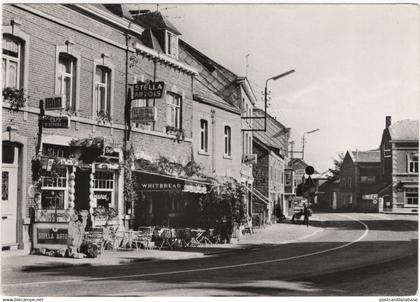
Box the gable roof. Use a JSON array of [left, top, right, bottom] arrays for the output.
[[388, 119, 419, 141], [252, 108, 289, 157], [193, 78, 240, 115], [288, 158, 318, 174], [349, 150, 380, 163], [133, 11, 181, 35]]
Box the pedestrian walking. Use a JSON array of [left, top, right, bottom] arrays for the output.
[[303, 202, 310, 227]]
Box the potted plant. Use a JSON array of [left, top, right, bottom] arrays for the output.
[[92, 206, 118, 226]]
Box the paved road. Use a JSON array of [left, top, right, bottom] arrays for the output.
[[2, 213, 418, 296]]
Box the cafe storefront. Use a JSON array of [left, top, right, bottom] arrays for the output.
[[31, 137, 123, 250], [133, 170, 210, 228]]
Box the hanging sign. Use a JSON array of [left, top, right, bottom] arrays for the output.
[[43, 116, 70, 128], [44, 97, 63, 110], [242, 154, 257, 164], [131, 107, 157, 123], [133, 81, 165, 99]]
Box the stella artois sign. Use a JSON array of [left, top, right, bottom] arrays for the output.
[[133, 81, 165, 99]]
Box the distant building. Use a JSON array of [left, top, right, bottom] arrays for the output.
[[252, 109, 290, 222], [379, 116, 418, 214], [287, 158, 317, 215], [339, 150, 381, 211], [316, 178, 340, 210]]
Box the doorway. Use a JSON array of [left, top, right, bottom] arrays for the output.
[[1, 143, 19, 246], [75, 169, 91, 211]]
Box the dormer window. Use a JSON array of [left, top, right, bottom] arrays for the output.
[[166, 31, 178, 59]]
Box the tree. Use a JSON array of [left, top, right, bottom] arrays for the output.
[[328, 152, 344, 181]]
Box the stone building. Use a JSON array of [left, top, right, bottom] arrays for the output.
[[339, 150, 381, 211], [378, 116, 418, 214], [252, 109, 290, 223]]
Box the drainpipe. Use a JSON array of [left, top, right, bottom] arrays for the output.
[[211, 109, 216, 173]]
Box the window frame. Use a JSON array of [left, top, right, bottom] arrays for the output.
[[408, 153, 418, 174], [93, 170, 116, 209], [40, 168, 68, 210], [2, 26, 30, 93], [2, 35, 21, 89], [224, 125, 232, 158], [92, 59, 114, 120], [199, 119, 209, 154], [95, 66, 112, 116], [55, 45, 80, 113], [166, 92, 182, 130], [404, 187, 418, 207]]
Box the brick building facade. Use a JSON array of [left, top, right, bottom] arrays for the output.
[[2, 4, 199, 248]]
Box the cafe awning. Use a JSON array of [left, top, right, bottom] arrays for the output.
[[134, 169, 210, 194]]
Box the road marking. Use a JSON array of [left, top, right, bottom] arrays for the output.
[[3, 214, 368, 287]]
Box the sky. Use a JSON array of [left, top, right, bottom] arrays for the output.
[[131, 4, 419, 172]]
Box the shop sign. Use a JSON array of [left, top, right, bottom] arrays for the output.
[[362, 194, 378, 200], [131, 107, 157, 123], [139, 182, 183, 192], [242, 154, 257, 164], [43, 116, 70, 128], [133, 81, 165, 99], [37, 228, 68, 244], [44, 97, 63, 110], [94, 192, 111, 202]]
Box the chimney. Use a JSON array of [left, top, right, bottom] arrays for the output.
[[386, 116, 391, 128]]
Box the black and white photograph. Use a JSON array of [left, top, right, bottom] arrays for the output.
[[1, 2, 418, 299]]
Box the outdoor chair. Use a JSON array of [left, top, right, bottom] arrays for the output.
[[173, 229, 188, 248], [159, 228, 174, 250], [187, 229, 204, 247], [133, 226, 155, 250], [199, 229, 213, 246]]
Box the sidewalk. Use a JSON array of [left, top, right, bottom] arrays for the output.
[[1, 217, 325, 272]]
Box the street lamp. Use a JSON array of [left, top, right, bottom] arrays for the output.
[[302, 128, 320, 160], [264, 69, 295, 131]]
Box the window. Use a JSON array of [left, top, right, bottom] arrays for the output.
[[41, 168, 68, 210], [405, 188, 418, 205], [2, 35, 23, 89], [2, 172, 9, 201], [94, 171, 115, 209], [200, 119, 208, 153], [95, 66, 111, 116], [347, 177, 352, 189], [408, 153, 418, 173], [167, 92, 182, 129], [360, 176, 376, 184], [342, 177, 346, 189], [133, 98, 155, 131], [57, 53, 77, 110], [166, 31, 178, 58], [224, 126, 231, 157]]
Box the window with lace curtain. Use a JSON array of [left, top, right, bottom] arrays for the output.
[[95, 66, 112, 117], [2, 35, 23, 89], [57, 53, 77, 111], [166, 92, 182, 129]]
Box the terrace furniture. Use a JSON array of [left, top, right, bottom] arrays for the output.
[[84, 228, 105, 254], [159, 228, 174, 250], [133, 226, 155, 250], [188, 229, 205, 247]]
